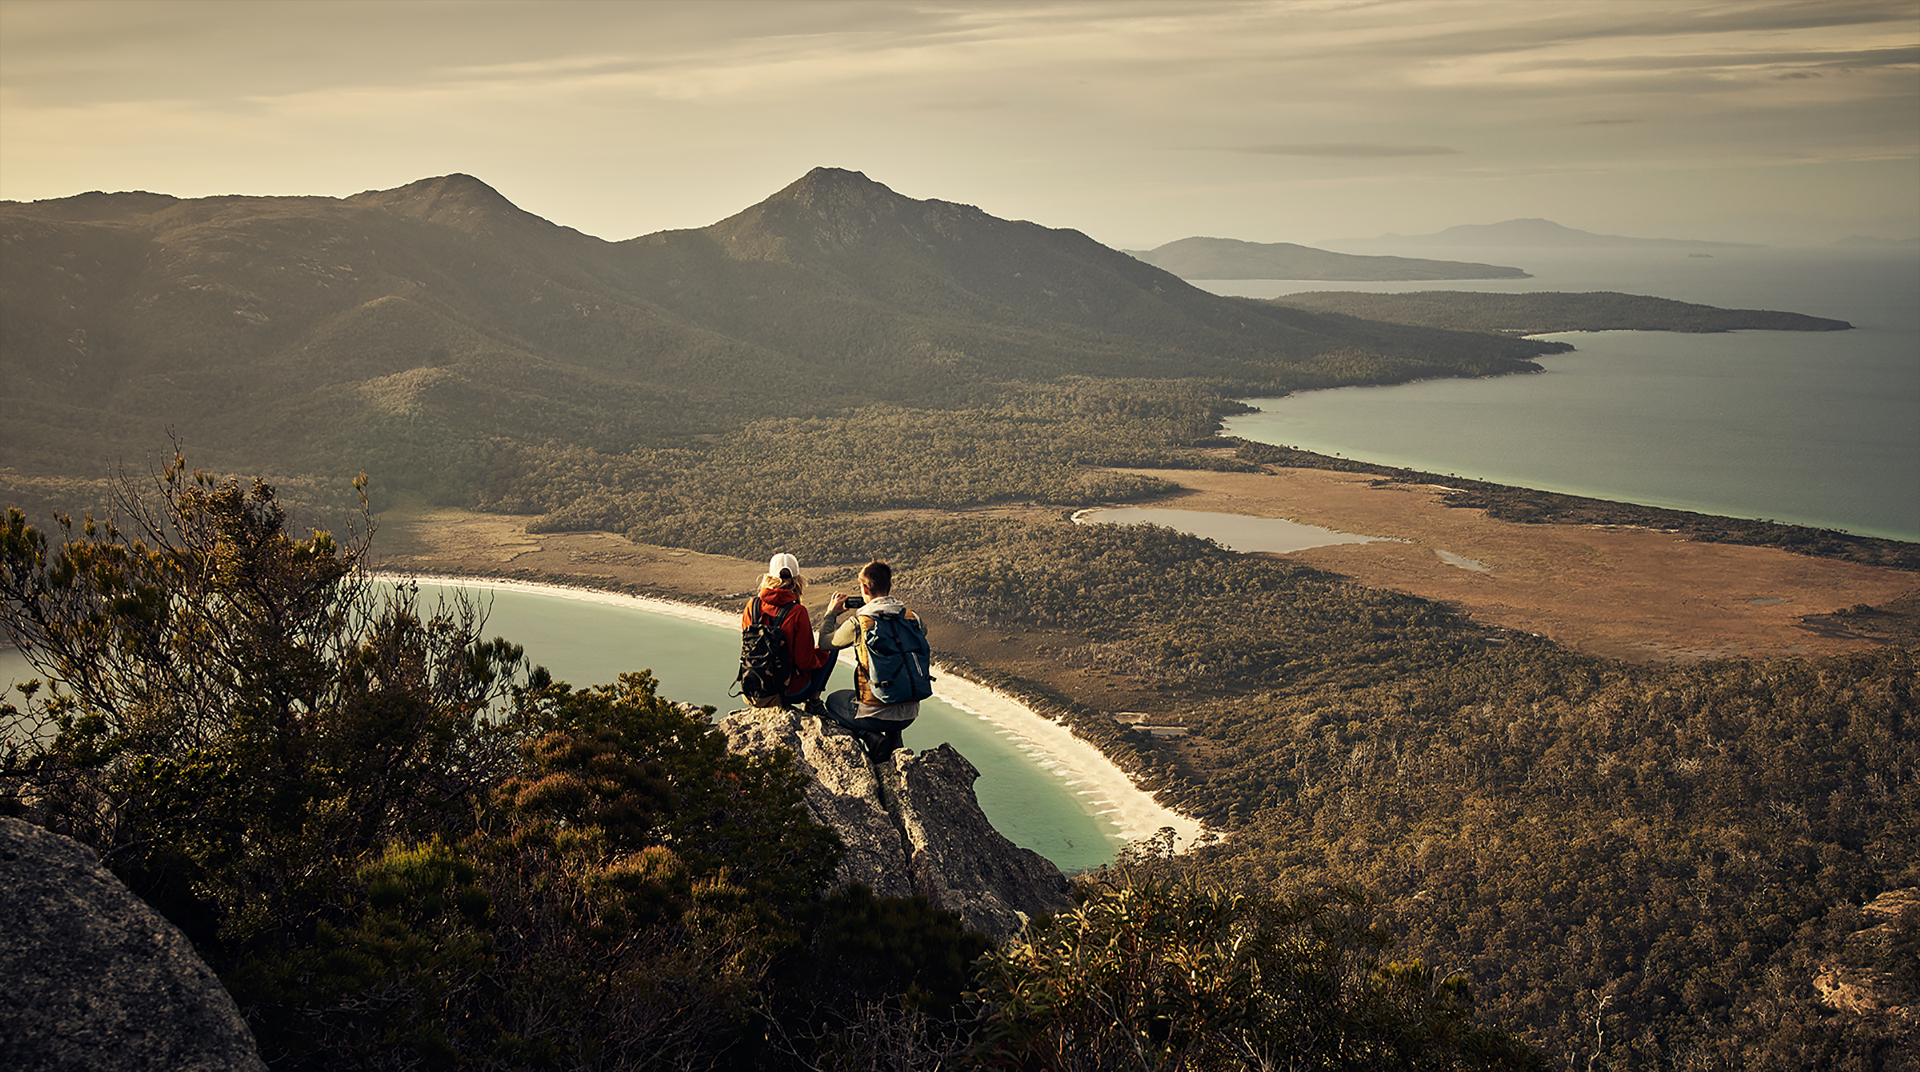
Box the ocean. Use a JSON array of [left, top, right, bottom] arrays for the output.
[[1206, 246, 1920, 543]]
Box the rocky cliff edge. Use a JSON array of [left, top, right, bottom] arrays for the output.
[[714, 708, 1075, 943]]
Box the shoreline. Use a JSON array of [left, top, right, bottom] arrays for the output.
[[385, 572, 1210, 852]]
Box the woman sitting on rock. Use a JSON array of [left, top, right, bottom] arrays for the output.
[[737, 552, 837, 714]]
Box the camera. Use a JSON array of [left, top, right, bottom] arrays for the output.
[[843, 596, 865, 609]]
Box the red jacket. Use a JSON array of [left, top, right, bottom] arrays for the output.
[[740, 587, 829, 695]]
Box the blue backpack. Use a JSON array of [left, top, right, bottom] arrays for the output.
[[858, 610, 934, 704]]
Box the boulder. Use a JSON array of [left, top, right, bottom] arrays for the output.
[[1813, 887, 1918, 1024], [0, 817, 267, 1072], [714, 708, 1075, 943]]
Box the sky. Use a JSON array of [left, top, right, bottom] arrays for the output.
[[2, 0, 1915, 248]]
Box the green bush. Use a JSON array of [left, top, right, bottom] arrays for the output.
[[973, 875, 1546, 1071]]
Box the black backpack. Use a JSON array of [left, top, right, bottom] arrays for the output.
[[731, 599, 795, 708]]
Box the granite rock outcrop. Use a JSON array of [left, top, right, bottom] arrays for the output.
[[0, 817, 267, 1072], [714, 707, 1075, 943], [1813, 887, 1918, 1026]]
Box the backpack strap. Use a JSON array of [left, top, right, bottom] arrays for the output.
[[853, 614, 874, 704], [749, 597, 795, 628]]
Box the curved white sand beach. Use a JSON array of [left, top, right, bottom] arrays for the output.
[[393, 573, 1208, 851]]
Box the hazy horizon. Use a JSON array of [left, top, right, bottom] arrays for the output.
[[2, 1, 1915, 249]]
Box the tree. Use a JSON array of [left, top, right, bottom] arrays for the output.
[[0, 454, 533, 958], [233, 672, 844, 1071], [972, 839, 1548, 1072]]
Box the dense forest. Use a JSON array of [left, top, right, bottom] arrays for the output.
[[463, 390, 1917, 1067], [8, 436, 1912, 1068], [8, 385, 1914, 1068]]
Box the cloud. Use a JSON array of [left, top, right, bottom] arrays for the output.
[[1512, 44, 1920, 75], [1356, 0, 1919, 64], [1215, 143, 1462, 158], [2, 0, 1913, 244], [913, 98, 1010, 111]]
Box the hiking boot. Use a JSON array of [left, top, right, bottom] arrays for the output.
[[802, 698, 828, 720], [855, 730, 889, 762]]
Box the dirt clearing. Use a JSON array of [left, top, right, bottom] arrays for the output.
[[1104, 466, 1917, 664]]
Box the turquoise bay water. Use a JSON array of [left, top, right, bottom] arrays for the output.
[[410, 582, 1128, 872], [1207, 247, 1920, 542], [3, 583, 1129, 871]]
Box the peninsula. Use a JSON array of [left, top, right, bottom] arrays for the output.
[[1269, 290, 1855, 334], [1328, 217, 1762, 248], [1124, 236, 1530, 280]]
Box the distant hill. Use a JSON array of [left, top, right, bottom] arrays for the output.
[[1271, 291, 1854, 335], [1, 168, 1563, 498], [1122, 237, 1529, 280], [1836, 235, 1920, 247], [1329, 218, 1761, 249]]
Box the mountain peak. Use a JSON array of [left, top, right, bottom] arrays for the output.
[[347, 174, 536, 234], [771, 167, 896, 203], [697, 166, 952, 261]]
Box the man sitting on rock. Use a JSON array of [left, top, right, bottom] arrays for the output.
[[820, 560, 926, 761]]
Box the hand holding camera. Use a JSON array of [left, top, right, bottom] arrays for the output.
[[830, 592, 865, 614]]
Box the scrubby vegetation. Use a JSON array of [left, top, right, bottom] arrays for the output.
[[2, 460, 1551, 1069], [977, 850, 1548, 1070], [10, 394, 1916, 1068]]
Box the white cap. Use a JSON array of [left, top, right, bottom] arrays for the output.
[[768, 552, 801, 580]]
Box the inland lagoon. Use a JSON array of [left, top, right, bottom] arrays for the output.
[[1072, 506, 1390, 553]]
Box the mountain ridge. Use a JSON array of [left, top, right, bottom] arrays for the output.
[[1, 169, 1564, 496]]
